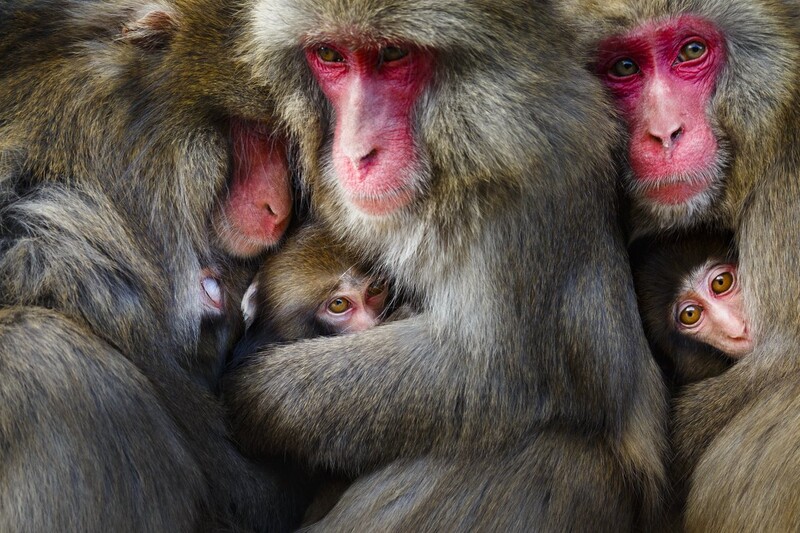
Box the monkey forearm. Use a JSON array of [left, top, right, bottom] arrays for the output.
[[225, 314, 468, 472], [672, 359, 761, 477]]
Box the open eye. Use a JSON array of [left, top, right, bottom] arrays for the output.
[[366, 278, 387, 297], [327, 297, 352, 314], [677, 304, 703, 327], [676, 40, 706, 63], [710, 271, 734, 294], [317, 46, 344, 63], [381, 46, 408, 63], [610, 58, 639, 78]]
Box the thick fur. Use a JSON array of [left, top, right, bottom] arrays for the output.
[[225, 1, 667, 530], [630, 231, 737, 386], [0, 1, 305, 530], [568, 0, 800, 529]]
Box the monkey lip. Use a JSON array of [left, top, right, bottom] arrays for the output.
[[638, 176, 712, 205], [348, 187, 417, 216]]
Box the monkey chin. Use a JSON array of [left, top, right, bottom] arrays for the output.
[[626, 166, 726, 234]]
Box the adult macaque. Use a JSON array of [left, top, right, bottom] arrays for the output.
[[569, 0, 800, 529], [0, 1, 304, 530], [242, 223, 392, 340], [631, 232, 751, 385], [225, 1, 667, 530]]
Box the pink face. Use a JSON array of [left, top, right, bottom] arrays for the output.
[[673, 262, 752, 358], [214, 119, 292, 258], [305, 43, 433, 216], [596, 16, 726, 207], [318, 277, 389, 334]]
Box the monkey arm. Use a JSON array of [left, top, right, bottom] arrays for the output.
[[671, 353, 769, 487], [225, 313, 473, 473]]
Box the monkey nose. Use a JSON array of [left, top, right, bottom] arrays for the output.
[[648, 124, 684, 150], [348, 148, 378, 174], [261, 200, 291, 230]]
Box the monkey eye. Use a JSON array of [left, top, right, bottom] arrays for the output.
[[327, 297, 352, 314], [710, 271, 734, 295], [676, 40, 707, 63], [366, 278, 387, 297], [677, 304, 703, 327], [381, 46, 409, 63], [610, 58, 639, 78], [317, 46, 345, 63]]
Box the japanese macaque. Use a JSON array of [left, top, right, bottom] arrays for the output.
[[631, 232, 751, 385], [241, 224, 392, 340], [224, 1, 667, 530], [0, 1, 305, 530], [568, 0, 800, 529]]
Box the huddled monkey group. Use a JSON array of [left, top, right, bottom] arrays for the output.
[[1, 0, 799, 531]]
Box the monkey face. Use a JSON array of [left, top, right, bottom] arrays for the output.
[[673, 262, 752, 359]]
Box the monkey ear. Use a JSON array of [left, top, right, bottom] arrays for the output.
[[241, 281, 259, 330], [120, 9, 179, 50]]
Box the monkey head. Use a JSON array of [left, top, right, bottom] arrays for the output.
[[241, 223, 389, 341], [579, 1, 797, 233], [631, 231, 752, 384]]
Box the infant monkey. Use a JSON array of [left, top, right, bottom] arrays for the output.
[[631, 231, 753, 385], [241, 223, 393, 341]]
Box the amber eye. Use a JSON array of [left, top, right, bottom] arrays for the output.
[[317, 46, 344, 63], [610, 58, 639, 77], [678, 304, 703, 326], [381, 46, 408, 63], [677, 40, 706, 62], [327, 297, 352, 314], [711, 272, 734, 294]]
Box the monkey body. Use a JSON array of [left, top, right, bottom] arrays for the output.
[[225, 1, 667, 529], [0, 1, 305, 530], [569, 0, 800, 528]]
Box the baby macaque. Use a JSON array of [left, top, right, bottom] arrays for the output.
[[631, 231, 753, 385], [241, 223, 393, 341], [238, 223, 403, 524]]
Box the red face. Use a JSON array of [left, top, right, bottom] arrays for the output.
[[596, 16, 726, 211], [305, 43, 433, 216], [214, 119, 292, 258], [673, 262, 752, 358], [319, 277, 389, 334]]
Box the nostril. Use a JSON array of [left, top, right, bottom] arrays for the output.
[[264, 204, 276, 217], [670, 127, 683, 142]]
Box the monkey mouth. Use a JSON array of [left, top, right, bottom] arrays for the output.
[[628, 163, 721, 207], [347, 186, 418, 216], [639, 177, 712, 205]]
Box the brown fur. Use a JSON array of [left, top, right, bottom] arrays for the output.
[[224, 1, 667, 529], [568, 0, 800, 529], [0, 1, 306, 529]]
